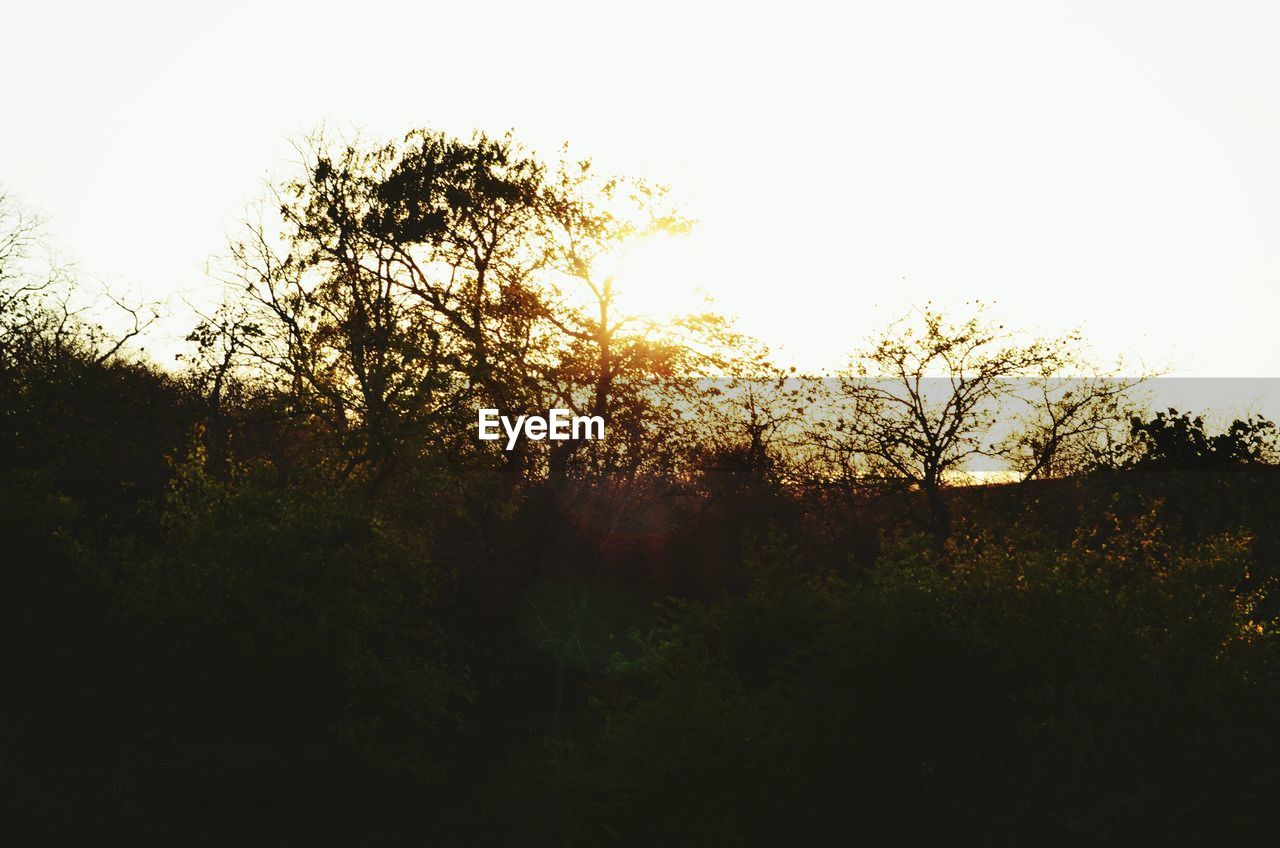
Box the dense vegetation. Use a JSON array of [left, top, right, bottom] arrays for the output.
[[2, 133, 1279, 845]]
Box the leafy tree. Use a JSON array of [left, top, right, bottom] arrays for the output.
[[220, 130, 739, 489]]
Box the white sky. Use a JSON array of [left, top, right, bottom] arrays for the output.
[[3, 0, 1279, 375]]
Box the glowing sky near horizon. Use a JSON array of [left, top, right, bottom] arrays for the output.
[[3, 0, 1279, 375]]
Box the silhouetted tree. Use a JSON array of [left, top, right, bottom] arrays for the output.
[[830, 303, 1079, 537], [1119, 408, 1279, 470], [1000, 361, 1151, 479]]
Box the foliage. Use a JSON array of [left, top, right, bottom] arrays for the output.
[[4, 146, 1280, 845], [1117, 408, 1280, 470], [517, 516, 1279, 846]]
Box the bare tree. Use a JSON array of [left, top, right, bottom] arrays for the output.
[[1, 192, 156, 369], [999, 359, 1152, 480], [830, 303, 1078, 538]]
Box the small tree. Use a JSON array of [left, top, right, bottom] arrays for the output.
[[832, 304, 1077, 538], [999, 359, 1151, 479]]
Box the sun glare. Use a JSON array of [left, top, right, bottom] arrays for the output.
[[606, 231, 712, 321]]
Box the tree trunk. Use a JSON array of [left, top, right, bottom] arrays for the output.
[[924, 476, 951, 542]]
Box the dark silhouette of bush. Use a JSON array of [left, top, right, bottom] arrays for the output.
[[1119, 408, 1278, 470]]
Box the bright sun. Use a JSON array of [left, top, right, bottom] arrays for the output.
[[605, 232, 712, 321]]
